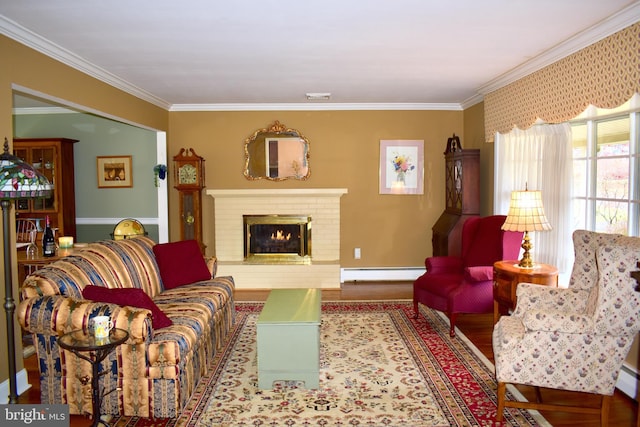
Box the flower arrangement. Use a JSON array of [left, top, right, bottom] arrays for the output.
[[391, 154, 415, 183]]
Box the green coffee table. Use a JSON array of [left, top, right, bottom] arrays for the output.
[[257, 288, 321, 389]]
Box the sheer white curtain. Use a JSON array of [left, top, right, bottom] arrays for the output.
[[494, 122, 573, 274]]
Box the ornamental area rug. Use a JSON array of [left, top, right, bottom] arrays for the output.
[[113, 301, 549, 427]]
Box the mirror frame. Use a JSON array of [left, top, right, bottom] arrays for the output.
[[243, 120, 310, 181]]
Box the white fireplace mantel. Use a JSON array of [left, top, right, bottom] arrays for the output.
[[206, 188, 348, 289], [207, 188, 348, 198]]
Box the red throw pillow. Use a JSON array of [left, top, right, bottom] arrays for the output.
[[82, 285, 172, 329], [464, 266, 494, 282], [153, 240, 211, 290]]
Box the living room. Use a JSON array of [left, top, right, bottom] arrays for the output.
[[1, 2, 640, 426]]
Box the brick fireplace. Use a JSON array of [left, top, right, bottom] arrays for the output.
[[206, 188, 348, 289]]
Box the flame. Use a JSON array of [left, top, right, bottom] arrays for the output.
[[270, 230, 291, 241]]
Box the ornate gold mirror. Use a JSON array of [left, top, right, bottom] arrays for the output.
[[244, 120, 310, 181]]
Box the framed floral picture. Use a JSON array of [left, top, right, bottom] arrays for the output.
[[97, 155, 133, 188], [379, 140, 424, 195]]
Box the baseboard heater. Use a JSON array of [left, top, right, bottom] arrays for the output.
[[616, 362, 639, 399], [340, 267, 425, 283]]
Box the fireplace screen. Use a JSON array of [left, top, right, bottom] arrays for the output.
[[243, 215, 311, 264]]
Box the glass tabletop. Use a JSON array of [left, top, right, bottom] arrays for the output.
[[58, 328, 129, 351]]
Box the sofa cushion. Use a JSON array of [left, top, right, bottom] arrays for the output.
[[153, 240, 211, 290], [82, 285, 172, 329]]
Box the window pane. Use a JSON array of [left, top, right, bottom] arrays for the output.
[[596, 157, 628, 200], [594, 200, 628, 234], [572, 199, 586, 230], [571, 108, 637, 237], [596, 118, 629, 157], [572, 159, 587, 197]]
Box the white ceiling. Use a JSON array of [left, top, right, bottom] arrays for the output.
[[1, 0, 639, 111]]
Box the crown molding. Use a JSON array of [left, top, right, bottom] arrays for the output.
[[169, 102, 464, 112], [476, 2, 640, 96], [0, 14, 171, 110], [460, 93, 484, 109]]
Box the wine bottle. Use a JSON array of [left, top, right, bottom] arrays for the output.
[[42, 215, 56, 257]]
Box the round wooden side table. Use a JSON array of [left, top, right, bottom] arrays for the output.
[[493, 260, 559, 323], [58, 328, 129, 427]]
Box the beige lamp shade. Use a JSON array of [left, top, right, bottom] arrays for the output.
[[501, 189, 551, 268], [501, 190, 552, 232]]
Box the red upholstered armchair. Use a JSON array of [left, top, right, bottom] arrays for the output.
[[413, 215, 523, 337]]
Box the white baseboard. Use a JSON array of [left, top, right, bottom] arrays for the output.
[[0, 368, 31, 404], [76, 217, 158, 225], [617, 362, 639, 400], [340, 267, 425, 283]]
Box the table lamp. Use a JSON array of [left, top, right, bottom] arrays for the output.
[[0, 137, 52, 403], [501, 187, 551, 269]]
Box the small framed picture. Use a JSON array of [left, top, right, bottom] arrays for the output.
[[97, 155, 133, 188], [379, 140, 424, 195]]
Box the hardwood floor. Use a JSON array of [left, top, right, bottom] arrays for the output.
[[18, 282, 639, 426]]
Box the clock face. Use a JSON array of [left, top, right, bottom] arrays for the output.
[[178, 164, 198, 185]]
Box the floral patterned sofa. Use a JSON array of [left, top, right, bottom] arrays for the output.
[[17, 236, 235, 419]]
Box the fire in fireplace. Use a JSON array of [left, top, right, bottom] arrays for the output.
[[243, 215, 311, 264]]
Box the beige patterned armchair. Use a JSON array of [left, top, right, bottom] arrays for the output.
[[493, 230, 640, 426]]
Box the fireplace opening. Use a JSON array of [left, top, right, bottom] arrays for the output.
[[243, 215, 311, 264]]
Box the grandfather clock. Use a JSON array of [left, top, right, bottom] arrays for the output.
[[432, 134, 480, 257], [173, 148, 205, 252]]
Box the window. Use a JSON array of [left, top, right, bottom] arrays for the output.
[[572, 104, 639, 236]]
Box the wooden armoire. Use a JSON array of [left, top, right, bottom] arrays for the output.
[[431, 137, 479, 257]]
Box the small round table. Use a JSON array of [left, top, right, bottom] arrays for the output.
[[58, 328, 129, 427], [493, 260, 559, 323]]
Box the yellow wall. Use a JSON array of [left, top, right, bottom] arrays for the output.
[[168, 110, 464, 267]]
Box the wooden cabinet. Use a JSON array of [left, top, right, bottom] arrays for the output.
[[432, 149, 480, 257], [13, 138, 78, 239], [493, 260, 559, 323]]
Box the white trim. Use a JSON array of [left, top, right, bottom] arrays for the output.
[[155, 132, 169, 243], [0, 368, 31, 404], [340, 267, 425, 283], [616, 362, 639, 399], [13, 106, 77, 115], [207, 188, 348, 198], [75, 217, 159, 225], [169, 103, 463, 112], [460, 93, 485, 110]]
